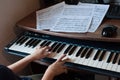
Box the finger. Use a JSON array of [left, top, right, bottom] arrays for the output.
[[43, 46, 51, 50], [44, 46, 52, 52], [62, 58, 70, 63], [45, 51, 52, 57], [36, 46, 41, 49], [57, 54, 66, 62]]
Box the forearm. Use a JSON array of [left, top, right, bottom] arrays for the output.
[[7, 46, 50, 73], [41, 72, 55, 80], [41, 65, 57, 80], [8, 55, 34, 73]]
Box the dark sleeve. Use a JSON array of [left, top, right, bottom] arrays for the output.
[[0, 64, 21, 80]]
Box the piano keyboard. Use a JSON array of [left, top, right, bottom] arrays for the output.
[[5, 31, 120, 78]]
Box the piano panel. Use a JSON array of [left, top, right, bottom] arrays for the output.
[[4, 31, 120, 78]]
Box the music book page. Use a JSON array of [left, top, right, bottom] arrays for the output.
[[50, 5, 94, 33], [78, 3, 109, 32], [36, 2, 65, 30], [50, 16, 92, 33], [36, 2, 109, 33]]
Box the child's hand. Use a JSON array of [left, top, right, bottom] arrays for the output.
[[44, 54, 68, 77], [29, 46, 51, 60]]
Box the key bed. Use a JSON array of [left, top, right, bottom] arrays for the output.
[[4, 31, 120, 78]]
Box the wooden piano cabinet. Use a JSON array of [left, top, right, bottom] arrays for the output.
[[16, 11, 120, 42]]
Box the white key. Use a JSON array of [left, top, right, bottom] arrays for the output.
[[116, 65, 120, 72], [76, 58, 83, 65], [25, 39, 42, 54], [48, 41, 59, 57], [101, 51, 111, 69], [47, 41, 55, 47], [87, 49, 98, 66], [111, 54, 120, 71], [80, 48, 91, 64], [52, 51, 63, 59], [65, 47, 74, 59], [83, 48, 94, 65], [97, 51, 110, 68], [66, 53, 73, 60], [30, 40, 47, 54], [75, 47, 86, 64], [79, 57, 86, 64], [35, 39, 45, 48], [73, 47, 81, 61], [58, 45, 78, 62], [63, 45, 78, 62], [77, 47, 88, 64], [106, 53, 115, 70], [53, 44, 69, 59], [24, 39, 44, 53], [68, 46, 80, 62], [9, 38, 33, 54], [21, 39, 44, 54], [92, 50, 103, 67], [71, 47, 82, 63]]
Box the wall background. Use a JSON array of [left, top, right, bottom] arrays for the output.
[[0, 0, 120, 79], [0, 0, 41, 65]]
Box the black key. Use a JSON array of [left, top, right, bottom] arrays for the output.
[[99, 50, 106, 61], [51, 42, 58, 48], [93, 50, 101, 60], [85, 48, 94, 59], [64, 45, 73, 54], [112, 53, 119, 64], [19, 37, 29, 45], [107, 52, 114, 63], [42, 41, 51, 47], [40, 40, 47, 47], [25, 38, 34, 46], [16, 36, 24, 44], [56, 44, 66, 53], [44, 41, 51, 46], [28, 39, 37, 47], [118, 59, 120, 65], [75, 47, 84, 57], [32, 39, 41, 48], [52, 43, 62, 52], [48, 42, 58, 51], [68, 46, 77, 55], [80, 47, 89, 58]]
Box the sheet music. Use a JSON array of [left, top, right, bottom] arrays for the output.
[[51, 5, 94, 33], [36, 2, 65, 29], [36, 18, 58, 30], [51, 16, 92, 33], [79, 3, 109, 32], [36, 2, 109, 33], [62, 5, 94, 16]]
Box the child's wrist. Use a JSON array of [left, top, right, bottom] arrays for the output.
[[26, 55, 35, 61], [42, 72, 55, 80]]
